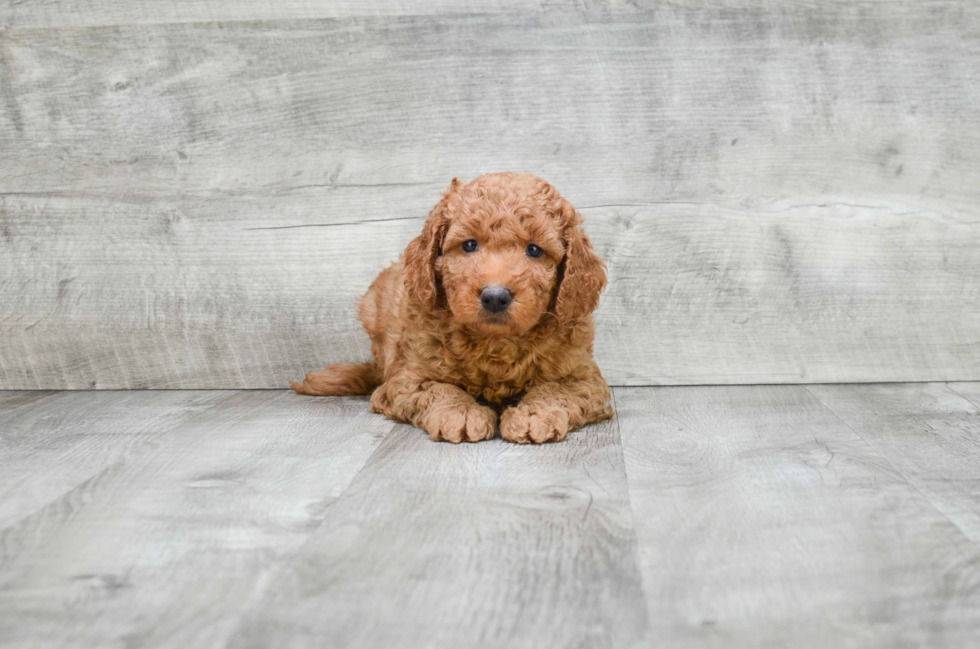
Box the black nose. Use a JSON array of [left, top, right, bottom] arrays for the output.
[[480, 285, 513, 313]]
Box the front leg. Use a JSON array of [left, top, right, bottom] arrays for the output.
[[370, 372, 497, 443], [500, 366, 613, 444]]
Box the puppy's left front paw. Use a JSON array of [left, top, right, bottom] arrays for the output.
[[500, 404, 570, 444]]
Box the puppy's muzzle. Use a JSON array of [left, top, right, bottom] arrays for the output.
[[480, 285, 513, 314]]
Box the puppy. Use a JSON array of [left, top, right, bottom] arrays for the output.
[[291, 172, 612, 444]]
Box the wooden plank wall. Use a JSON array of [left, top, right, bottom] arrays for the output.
[[1, 3, 978, 389]]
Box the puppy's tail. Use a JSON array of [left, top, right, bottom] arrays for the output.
[[290, 362, 382, 396]]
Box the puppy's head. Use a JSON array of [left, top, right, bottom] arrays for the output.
[[405, 172, 606, 335]]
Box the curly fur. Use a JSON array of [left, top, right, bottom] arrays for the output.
[[292, 172, 613, 444]]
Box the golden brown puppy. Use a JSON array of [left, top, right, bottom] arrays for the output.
[[291, 172, 612, 444]]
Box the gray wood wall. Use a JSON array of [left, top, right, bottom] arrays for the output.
[[1, 2, 978, 389]]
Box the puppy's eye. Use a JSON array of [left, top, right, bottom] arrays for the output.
[[526, 243, 543, 258], [462, 239, 478, 253]]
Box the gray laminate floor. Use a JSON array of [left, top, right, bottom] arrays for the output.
[[2, 384, 980, 648]]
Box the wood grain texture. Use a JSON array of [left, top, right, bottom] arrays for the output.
[[2, 194, 977, 388], [1, 384, 979, 647], [4, 10, 978, 199], [0, 391, 396, 649], [2, 7, 979, 388], [0, 390, 57, 411], [0, 0, 556, 28], [615, 385, 980, 647], [0, 0, 970, 28], [0, 390, 229, 529], [807, 382, 980, 544], [226, 417, 648, 649]]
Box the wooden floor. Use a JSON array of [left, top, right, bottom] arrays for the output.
[[2, 383, 980, 648]]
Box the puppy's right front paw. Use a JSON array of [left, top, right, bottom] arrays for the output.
[[422, 403, 497, 443]]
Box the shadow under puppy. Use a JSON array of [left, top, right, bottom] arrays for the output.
[[292, 172, 612, 444]]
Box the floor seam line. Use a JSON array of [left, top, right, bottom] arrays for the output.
[[610, 387, 654, 641], [0, 390, 244, 537], [216, 416, 402, 649]]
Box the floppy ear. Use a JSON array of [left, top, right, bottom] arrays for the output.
[[404, 178, 460, 308], [554, 200, 607, 324]]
